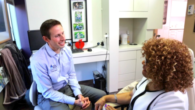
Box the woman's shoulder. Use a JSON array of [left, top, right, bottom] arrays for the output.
[[151, 90, 188, 110], [161, 90, 188, 100]]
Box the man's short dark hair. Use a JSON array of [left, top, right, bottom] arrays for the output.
[[40, 19, 61, 39]]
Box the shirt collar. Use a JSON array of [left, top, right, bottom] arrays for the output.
[[45, 43, 57, 57]]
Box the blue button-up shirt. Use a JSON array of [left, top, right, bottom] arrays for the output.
[[30, 43, 81, 105]]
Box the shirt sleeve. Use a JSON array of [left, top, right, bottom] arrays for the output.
[[151, 92, 188, 110], [30, 60, 76, 105], [66, 47, 82, 97]]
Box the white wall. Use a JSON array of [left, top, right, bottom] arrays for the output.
[[25, 0, 71, 36], [25, 0, 103, 47], [133, 18, 147, 44], [119, 18, 147, 44], [119, 18, 133, 43], [25, 0, 104, 81], [75, 61, 105, 81]]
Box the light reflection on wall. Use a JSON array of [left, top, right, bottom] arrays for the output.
[[8, 4, 21, 49], [0, 0, 6, 32]]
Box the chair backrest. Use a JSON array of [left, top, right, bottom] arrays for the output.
[[186, 48, 195, 110], [29, 81, 75, 110], [29, 81, 38, 106], [186, 79, 195, 110]]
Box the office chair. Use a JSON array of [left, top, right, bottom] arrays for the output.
[[29, 81, 42, 110], [186, 48, 195, 110], [29, 81, 75, 110], [106, 48, 195, 110]]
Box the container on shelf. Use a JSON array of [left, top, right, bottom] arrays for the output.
[[121, 34, 128, 45]]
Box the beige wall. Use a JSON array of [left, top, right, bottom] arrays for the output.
[[183, 0, 195, 56]]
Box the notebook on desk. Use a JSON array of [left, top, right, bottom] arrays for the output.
[[71, 48, 84, 53]]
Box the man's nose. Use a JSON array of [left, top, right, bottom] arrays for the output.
[[60, 34, 65, 40]]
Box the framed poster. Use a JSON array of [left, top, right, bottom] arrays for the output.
[[70, 0, 88, 43], [0, 0, 11, 44]]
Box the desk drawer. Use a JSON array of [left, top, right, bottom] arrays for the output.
[[119, 60, 136, 74], [73, 55, 109, 64], [119, 51, 136, 61]]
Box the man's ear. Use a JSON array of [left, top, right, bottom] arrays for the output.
[[42, 36, 49, 42]]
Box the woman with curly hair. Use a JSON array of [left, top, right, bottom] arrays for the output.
[[95, 38, 194, 110]]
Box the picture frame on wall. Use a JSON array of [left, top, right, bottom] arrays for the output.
[[69, 0, 88, 43], [0, 0, 11, 44]]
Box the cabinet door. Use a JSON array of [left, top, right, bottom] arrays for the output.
[[134, 0, 149, 11], [118, 60, 136, 89], [135, 50, 144, 80], [169, 30, 183, 42], [119, 51, 136, 61], [119, 0, 133, 11], [147, 0, 164, 29], [119, 60, 136, 74], [176, 30, 184, 42]]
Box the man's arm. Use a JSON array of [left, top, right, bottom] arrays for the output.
[[31, 61, 76, 105], [66, 47, 82, 97], [66, 47, 91, 109]]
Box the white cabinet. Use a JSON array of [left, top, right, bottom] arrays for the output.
[[118, 48, 144, 89], [134, 0, 148, 11], [118, 46, 144, 89], [119, 60, 136, 75], [119, 51, 136, 60], [119, 0, 134, 11], [135, 50, 144, 80], [118, 51, 136, 89], [147, 0, 164, 29], [119, 0, 164, 29], [119, 0, 148, 12], [118, 49, 144, 89], [102, 0, 164, 92]]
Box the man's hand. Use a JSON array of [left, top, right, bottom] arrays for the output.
[[77, 94, 91, 109], [74, 98, 84, 107], [95, 96, 106, 110]]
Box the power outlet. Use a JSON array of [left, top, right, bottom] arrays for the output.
[[104, 33, 108, 38], [102, 65, 106, 71]]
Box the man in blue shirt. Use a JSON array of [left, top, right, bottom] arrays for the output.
[[30, 19, 106, 110]]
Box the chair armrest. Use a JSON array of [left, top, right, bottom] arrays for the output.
[[118, 81, 138, 93], [104, 81, 138, 110], [105, 102, 120, 107], [103, 103, 129, 110]]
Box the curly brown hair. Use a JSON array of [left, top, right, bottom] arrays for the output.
[[142, 38, 193, 93]]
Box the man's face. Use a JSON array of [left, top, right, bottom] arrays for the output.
[[43, 24, 65, 53]]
